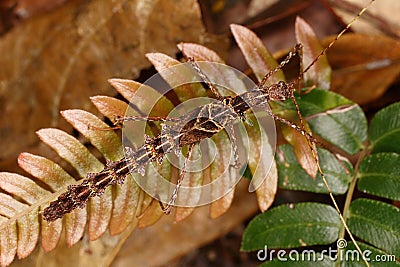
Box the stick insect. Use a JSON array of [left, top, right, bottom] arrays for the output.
[[43, 0, 376, 265]]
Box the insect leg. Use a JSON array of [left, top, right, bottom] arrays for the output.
[[225, 125, 240, 168], [89, 115, 178, 131], [160, 143, 195, 214], [114, 115, 179, 124], [185, 57, 224, 101]]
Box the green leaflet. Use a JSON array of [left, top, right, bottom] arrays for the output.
[[369, 102, 400, 154], [241, 203, 340, 251], [348, 199, 400, 258], [358, 153, 400, 201], [277, 145, 351, 194]]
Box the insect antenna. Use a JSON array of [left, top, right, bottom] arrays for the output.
[[291, 1, 376, 265], [302, 0, 376, 75]]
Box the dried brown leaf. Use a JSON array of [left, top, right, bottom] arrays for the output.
[[210, 131, 236, 219], [174, 147, 203, 222], [0, 194, 39, 259], [65, 208, 87, 247], [88, 188, 112, 241], [112, 180, 259, 266], [281, 112, 318, 178], [255, 161, 278, 212], [18, 152, 75, 190], [0, 0, 207, 163], [36, 128, 103, 177], [61, 109, 123, 161], [325, 34, 400, 105], [329, 0, 400, 38], [146, 53, 208, 102], [137, 200, 164, 229], [0, 217, 17, 267], [231, 24, 285, 85], [0, 173, 49, 204], [16, 209, 39, 259], [178, 43, 247, 95], [178, 43, 224, 63], [17, 153, 87, 248], [244, 119, 278, 211], [40, 217, 62, 252], [295, 16, 331, 89], [90, 95, 128, 121], [109, 175, 140, 235]]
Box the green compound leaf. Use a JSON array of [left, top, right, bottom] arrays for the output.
[[241, 202, 340, 251], [369, 102, 400, 154], [277, 145, 351, 194], [347, 198, 400, 257], [301, 90, 367, 155], [277, 89, 367, 155], [358, 153, 400, 201]]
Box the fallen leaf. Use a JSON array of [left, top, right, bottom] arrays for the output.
[[325, 34, 400, 105], [0, 0, 210, 164]]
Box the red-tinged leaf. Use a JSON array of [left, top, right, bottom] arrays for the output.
[[17, 153, 87, 248], [295, 17, 331, 90], [255, 162, 278, 212], [231, 24, 285, 85], [146, 53, 207, 102], [174, 207, 195, 223], [61, 109, 123, 161], [40, 216, 62, 252], [90, 95, 147, 146], [281, 112, 318, 178], [178, 43, 247, 95], [88, 187, 113, 241], [210, 131, 237, 219], [178, 43, 224, 63], [0, 193, 39, 259], [137, 199, 164, 228], [65, 208, 87, 247], [37, 128, 103, 177], [140, 192, 154, 215], [0, 217, 17, 267], [18, 153, 75, 191], [109, 175, 140, 235], [0, 173, 49, 204], [175, 147, 203, 222], [137, 159, 172, 219], [17, 209, 39, 259], [244, 119, 278, 211], [108, 78, 174, 117], [210, 190, 234, 219], [108, 79, 142, 103], [90, 95, 128, 120]]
